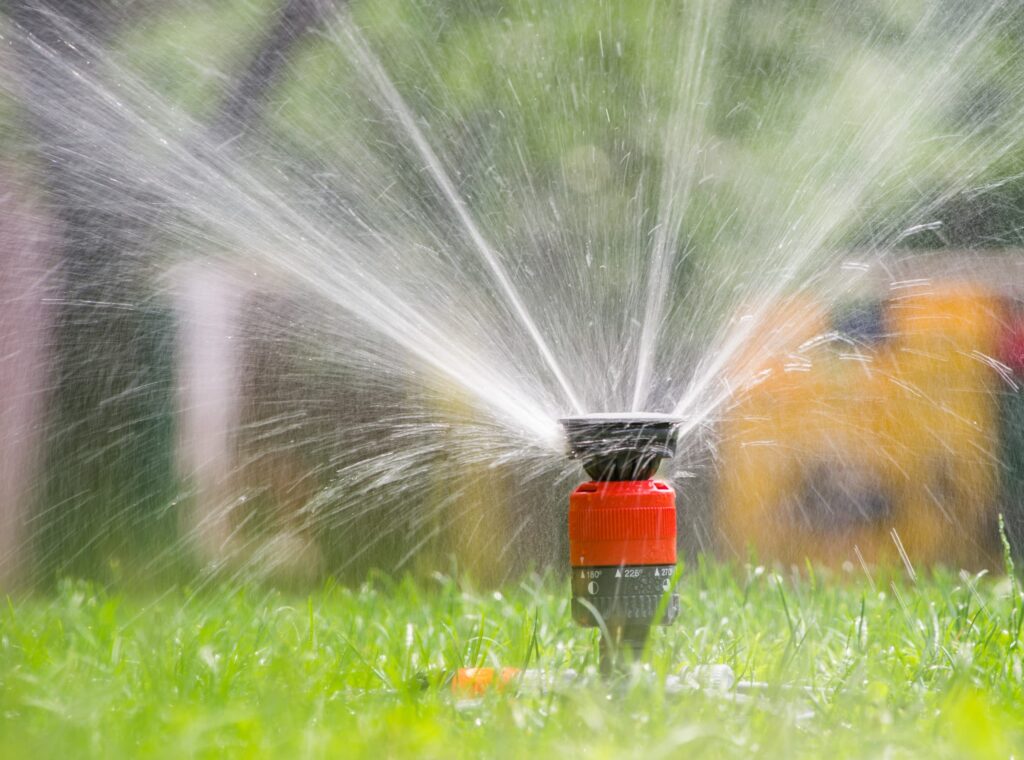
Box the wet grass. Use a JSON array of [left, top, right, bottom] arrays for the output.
[[2, 560, 1023, 758]]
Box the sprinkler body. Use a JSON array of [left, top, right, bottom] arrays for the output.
[[560, 414, 681, 674]]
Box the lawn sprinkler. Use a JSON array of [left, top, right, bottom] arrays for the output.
[[451, 413, 682, 693], [560, 413, 681, 675]]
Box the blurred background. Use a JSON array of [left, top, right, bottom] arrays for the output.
[[3, 0, 1024, 590]]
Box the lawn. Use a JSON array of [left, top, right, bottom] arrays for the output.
[[2, 560, 1023, 758]]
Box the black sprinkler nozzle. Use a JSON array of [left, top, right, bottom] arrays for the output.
[[559, 412, 681, 481]]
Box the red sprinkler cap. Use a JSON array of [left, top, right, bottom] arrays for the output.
[[568, 480, 677, 567]]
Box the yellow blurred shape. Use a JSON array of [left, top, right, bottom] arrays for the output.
[[716, 283, 1004, 569]]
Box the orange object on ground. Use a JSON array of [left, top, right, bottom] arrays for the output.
[[452, 667, 520, 696]]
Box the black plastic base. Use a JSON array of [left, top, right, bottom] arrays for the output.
[[571, 564, 679, 628]]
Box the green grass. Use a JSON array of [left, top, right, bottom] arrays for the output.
[[2, 561, 1023, 758]]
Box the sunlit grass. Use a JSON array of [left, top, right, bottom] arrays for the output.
[[2, 561, 1023, 758]]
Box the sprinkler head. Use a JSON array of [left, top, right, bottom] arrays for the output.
[[560, 412, 681, 481], [559, 413, 682, 675]]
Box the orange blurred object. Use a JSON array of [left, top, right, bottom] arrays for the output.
[[716, 282, 1007, 569], [451, 667, 520, 696]]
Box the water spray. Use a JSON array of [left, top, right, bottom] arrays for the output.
[[560, 413, 681, 675]]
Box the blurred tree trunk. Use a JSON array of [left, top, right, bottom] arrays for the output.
[[211, 0, 334, 139]]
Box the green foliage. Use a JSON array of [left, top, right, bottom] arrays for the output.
[[114, 0, 281, 122], [3, 565, 1024, 758]]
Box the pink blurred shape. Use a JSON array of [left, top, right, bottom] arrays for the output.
[[0, 180, 54, 587]]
